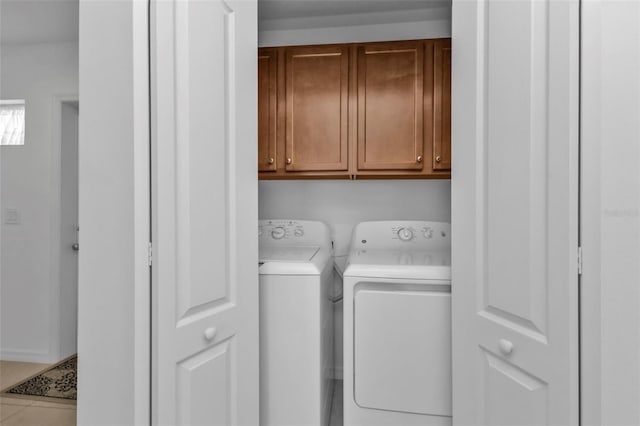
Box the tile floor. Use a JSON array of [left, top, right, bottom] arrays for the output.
[[0, 361, 76, 426], [1, 361, 338, 426]]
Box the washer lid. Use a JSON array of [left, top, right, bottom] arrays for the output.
[[259, 246, 320, 263], [344, 249, 451, 280]]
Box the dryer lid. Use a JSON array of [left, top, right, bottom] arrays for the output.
[[344, 249, 451, 281]]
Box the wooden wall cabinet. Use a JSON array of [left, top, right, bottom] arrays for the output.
[[258, 48, 277, 172], [284, 46, 349, 173], [258, 39, 451, 180], [432, 39, 451, 172], [356, 42, 424, 171]]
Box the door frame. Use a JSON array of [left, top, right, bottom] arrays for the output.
[[77, 1, 150, 424], [50, 95, 79, 362]]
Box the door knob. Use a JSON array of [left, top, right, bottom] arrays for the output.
[[204, 327, 217, 341], [435, 155, 442, 163], [499, 339, 514, 355], [416, 155, 423, 163], [72, 243, 79, 251], [286, 158, 292, 165], [268, 157, 274, 164]]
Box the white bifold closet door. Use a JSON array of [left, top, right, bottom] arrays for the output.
[[150, 0, 259, 424], [451, 0, 580, 424]]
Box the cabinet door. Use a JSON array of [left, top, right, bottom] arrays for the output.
[[433, 39, 451, 171], [258, 48, 277, 172], [284, 46, 349, 172], [357, 42, 424, 171]]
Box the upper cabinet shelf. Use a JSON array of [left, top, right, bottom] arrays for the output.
[[258, 39, 451, 180]]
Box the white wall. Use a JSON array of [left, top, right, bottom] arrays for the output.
[[259, 179, 451, 377], [77, 1, 149, 425], [259, 6, 451, 46], [582, 2, 640, 425], [0, 41, 78, 363]]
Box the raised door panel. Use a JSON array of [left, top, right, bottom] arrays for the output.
[[258, 48, 277, 172], [357, 42, 424, 171], [152, 0, 259, 423], [285, 46, 349, 172], [452, 0, 579, 424], [433, 39, 451, 171]]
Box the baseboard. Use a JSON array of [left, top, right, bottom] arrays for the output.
[[1, 349, 55, 364]]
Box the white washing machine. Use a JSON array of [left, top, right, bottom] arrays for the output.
[[259, 220, 334, 426], [343, 221, 452, 426]]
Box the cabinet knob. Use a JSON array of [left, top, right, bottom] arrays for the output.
[[499, 339, 514, 355], [435, 155, 442, 163], [268, 158, 274, 164], [286, 158, 292, 165], [416, 155, 423, 163], [204, 327, 217, 341]]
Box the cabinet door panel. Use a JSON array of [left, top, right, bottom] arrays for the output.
[[285, 46, 349, 172], [258, 48, 277, 172], [433, 39, 451, 171], [357, 42, 424, 171]]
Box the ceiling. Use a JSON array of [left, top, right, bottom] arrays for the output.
[[259, 0, 450, 21], [1, 0, 78, 45]]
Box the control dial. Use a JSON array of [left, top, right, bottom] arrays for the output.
[[294, 228, 304, 237], [397, 227, 414, 241], [422, 227, 433, 239], [271, 226, 286, 239]]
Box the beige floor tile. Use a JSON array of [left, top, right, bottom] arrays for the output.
[[0, 404, 27, 422], [29, 400, 75, 409], [0, 398, 32, 408], [0, 362, 49, 390], [0, 406, 76, 426]]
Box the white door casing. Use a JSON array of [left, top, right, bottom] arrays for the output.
[[59, 101, 79, 360], [451, 0, 579, 424], [151, 0, 259, 424]]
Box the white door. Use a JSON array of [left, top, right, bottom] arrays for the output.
[[150, 0, 259, 424], [60, 101, 79, 359], [451, 0, 579, 424]]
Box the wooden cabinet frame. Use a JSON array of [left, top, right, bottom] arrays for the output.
[[258, 39, 451, 180]]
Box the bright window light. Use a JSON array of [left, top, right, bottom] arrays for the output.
[[0, 100, 25, 146]]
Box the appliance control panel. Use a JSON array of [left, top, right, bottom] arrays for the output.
[[350, 221, 451, 251], [259, 220, 331, 247]]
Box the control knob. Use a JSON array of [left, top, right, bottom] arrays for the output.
[[271, 226, 286, 239], [422, 227, 433, 239], [397, 227, 414, 241], [294, 228, 304, 237]]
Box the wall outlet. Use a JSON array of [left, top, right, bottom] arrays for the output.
[[4, 208, 20, 225]]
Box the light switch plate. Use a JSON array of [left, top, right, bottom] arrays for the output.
[[4, 208, 20, 225]]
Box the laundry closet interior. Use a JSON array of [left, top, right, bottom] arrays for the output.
[[256, 2, 452, 425]]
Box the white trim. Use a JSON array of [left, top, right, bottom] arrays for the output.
[[0, 100, 25, 105], [50, 94, 79, 364], [77, 1, 150, 424], [259, 19, 451, 47], [132, 1, 151, 424], [0, 349, 52, 364], [581, 2, 640, 425]]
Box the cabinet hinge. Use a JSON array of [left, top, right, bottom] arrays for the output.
[[148, 242, 153, 267], [577, 246, 582, 275]]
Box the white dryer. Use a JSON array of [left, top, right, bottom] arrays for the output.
[[259, 220, 334, 426], [343, 221, 452, 426]]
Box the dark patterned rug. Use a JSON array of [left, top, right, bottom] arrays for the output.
[[1, 355, 77, 402]]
